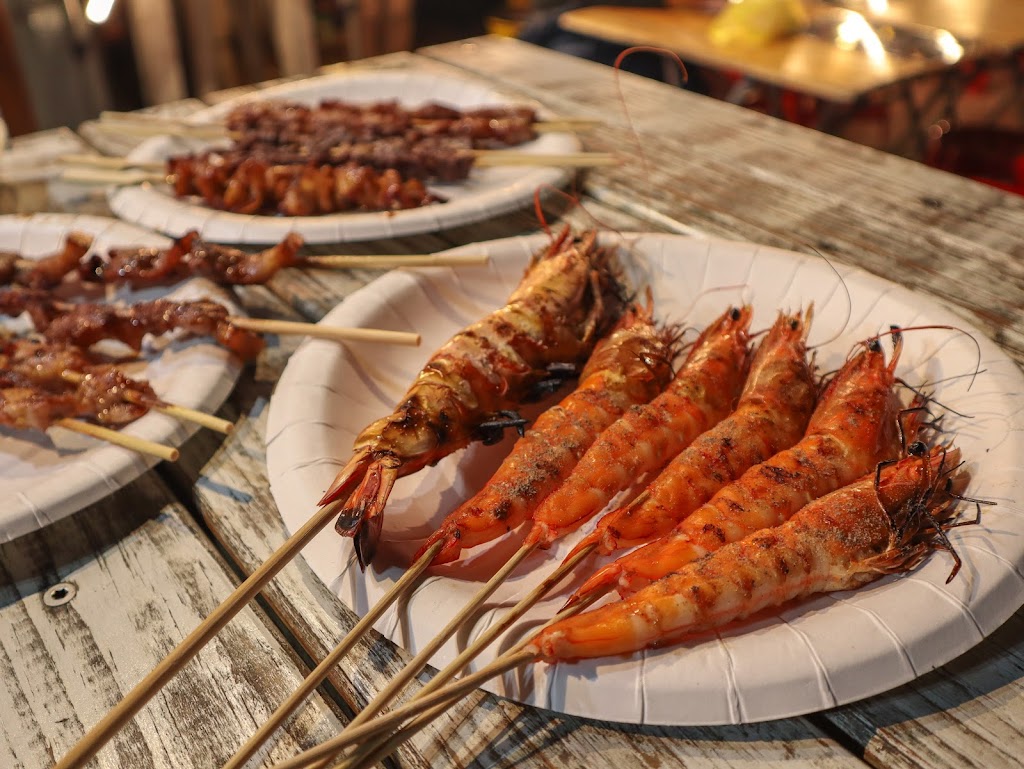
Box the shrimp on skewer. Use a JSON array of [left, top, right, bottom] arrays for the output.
[[536, 446, 968, 661], [319, 227, 625, 566], [524, 304, 753, 550], [413, 299, 678, 565], [568, 331, 917, 605], [565, 308, 817, 564]]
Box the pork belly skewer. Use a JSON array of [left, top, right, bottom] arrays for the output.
[[273, 446, 972, 769], [0, 232, 93, 288], [98, 100, 597, 144], [63, 148, 618, 216], [51, 227, 624, 769], [1, 338, 233, 433], [0, 288, 420, 355], [0, 383, 179, 461], [78, 230, 488, 286]]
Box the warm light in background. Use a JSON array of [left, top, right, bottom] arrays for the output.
[[934, 29, 965, 63], [84, 0, 117, 25], [835, 11, 886, 61], [866, 0, 889, 13]]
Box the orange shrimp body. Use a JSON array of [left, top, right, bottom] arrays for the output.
[[412, 302, 677, 565], [320, 229, 624, 565], [570, 334, 911, 603], [535, 447, 964, 661], [523, 305, 753, 550], [565, 309, 816, 564]]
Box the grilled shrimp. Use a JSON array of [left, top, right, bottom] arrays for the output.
[[565, 309, 817, 564], [568, 332, 916, 605], [320, 228, 625, 566], [523, 304, 753, 550], [535, 446, 967, 661], [412, 300, 677, 566]]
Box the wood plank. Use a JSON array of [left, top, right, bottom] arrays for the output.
[[0, 467, 344, 769]]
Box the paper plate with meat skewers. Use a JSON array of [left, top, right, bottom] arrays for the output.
[[104, 69, 585, 244], [265, 231, 1024, 726], [0, 214, 250, 541]]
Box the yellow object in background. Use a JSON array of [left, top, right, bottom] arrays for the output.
[[708, 0, 809, 47]]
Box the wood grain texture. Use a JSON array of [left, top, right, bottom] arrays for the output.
[[0, 470, 344, 769]]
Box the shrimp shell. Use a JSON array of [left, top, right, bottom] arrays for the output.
[[523, 305, 753, 550], [571, 332, 915, 603], [565, 308, 817, 565], [320, 228, 625, 566], [534, 446, 966, 662], [412, 300, 677, 566]]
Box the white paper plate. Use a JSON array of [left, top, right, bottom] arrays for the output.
[[0, 214, 242, 542], [107, 70, 580, 244], [266, 232, 1024, 725]]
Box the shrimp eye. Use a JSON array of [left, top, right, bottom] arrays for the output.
[[868, 338, 883, 352], [730, 307, 741, 321], [908, 441, 926, 456], [789, 318, 799, 331]]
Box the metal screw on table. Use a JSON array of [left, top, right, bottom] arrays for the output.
[[43, 581, 77, 608]]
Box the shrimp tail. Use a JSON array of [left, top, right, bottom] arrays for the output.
[[412, 523, 463, 566], [320, 446, 373, 510], [562, 560, 619, 609], [332, 454, 398, 533]]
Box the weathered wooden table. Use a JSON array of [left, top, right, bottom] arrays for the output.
[[2, 35, 1023, 769]]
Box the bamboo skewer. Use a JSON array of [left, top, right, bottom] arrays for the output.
[[51, 498, 347, 769], [317, 541, 600, 769], [302, 254, 489, 269], [270, 647, 537, 769], [58, 153, 166, 172], [220, 539, 446, 769], [224, 541, 534, 769], [54, 419, 180, 461], [227, 317, 421, 347], [143, 401, 234, 434], [339, 596, 601, 769], [471, 150, 618, 167]]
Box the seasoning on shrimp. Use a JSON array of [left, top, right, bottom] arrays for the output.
[[535, 446, 968, 661], [413, 300, 677, 566], [523, 304, 753, 551], [319, 228, 626, 566], [565, 308, 817, 566], [568, 331, 916, 605]]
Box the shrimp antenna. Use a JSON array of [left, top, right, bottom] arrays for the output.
[[613, 46, 688, 205], [805, 248, 852, 350], [895, 377, 974, 420], [863, 324, 982, 391]]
